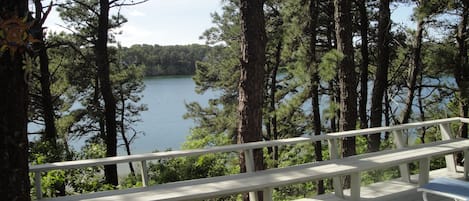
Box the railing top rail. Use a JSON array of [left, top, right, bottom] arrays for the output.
[[30, 117, 468, 173], [460, 118, 469, 124], [326, 117, 463, 138]]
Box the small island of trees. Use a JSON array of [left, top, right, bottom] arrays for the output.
[[121, 44, 211, 76]]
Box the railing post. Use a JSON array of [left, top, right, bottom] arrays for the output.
[[35, 171, 42, 200], [244, 149, 273, 201], [245, 149, 259, 201], [439, 123, 457, 172], [350, 172, 361, 201], [245, 149, 255, 173], [328, 138, 340, 160], [439, 123, 453, 140], [263, 188, 273, 201], [418, 157, 430, 186], [464, 149, 468, 180], [393, 130, 411, 182], [328, 138, 343, 198], [140, 160, 149, 187]]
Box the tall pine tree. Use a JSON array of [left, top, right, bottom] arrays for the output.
[[0, 1, 32, 200], [238, 0, 266, 200]]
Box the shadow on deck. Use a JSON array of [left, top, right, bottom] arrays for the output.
[[297, 168, 466, 201]]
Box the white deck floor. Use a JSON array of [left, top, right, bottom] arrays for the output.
[[296, 167, 467, 201]]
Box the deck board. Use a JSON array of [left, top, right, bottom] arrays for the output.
[[297, 167, 466, 201]]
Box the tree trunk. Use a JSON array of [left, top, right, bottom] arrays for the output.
[[325, 5, 338, 133], [369, 0, 390, 152], [401, 3, 425, 124], [418, 71, 426, 144], [265, 5, 281, 167], [33, 2, 65, 194], [33, 0, 58, 151], [455, 0, 469, 139], [326, 0, 336, 50], [330, 81, 338, 133], [358, 0, 369, 130], [93, 74, 106, 140], [334, 0, 357, 157], [0, 2, 31, 201], [96, 0, 118, 186], [38, 31, 58, 143], [238, 0, 266, 200], [334, 0, 357, 189], [120, 89, 136, 176], [308, 0, 324, 194], [269, 39, 281, 166]]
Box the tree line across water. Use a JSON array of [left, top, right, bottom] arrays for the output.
[[1, 0, 468, 201], [121, 44, 211, 76]]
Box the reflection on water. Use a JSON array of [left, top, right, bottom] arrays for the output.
[[28, 75, 216, 155], [133, 75, 216, 153], [28, 76, 456, 155]]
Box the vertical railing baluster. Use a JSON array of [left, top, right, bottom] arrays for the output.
[[35, 171, 42, 200], [393, 130, 411, 182], [328, 138, 343, 198], [245, 149, 255, 172], [464, 149, 468, 180], [418, 157, 430, 186], [244, 149, 259, 201], [328, 138, 340, 159], [350, 172, 361, 201], [140, 160, 149, 187], [439, 123, 453, 140], [439, 123, 457, 172], [263, 188, 273, 201]]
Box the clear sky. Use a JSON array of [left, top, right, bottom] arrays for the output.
[[45, 0, 223, 47], [44, 0, 416, 47]]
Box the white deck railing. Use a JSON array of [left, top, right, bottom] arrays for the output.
[[30, 117, 469, 200]]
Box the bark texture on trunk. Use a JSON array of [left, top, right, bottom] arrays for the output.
[[96, 0, 118, 186], [334, 0, 357, 157], [238, 0, 266, 200], [358, 0, 369, 130], [267, 39, 281, 165], [0, 2, 31, 200], [308, 0, 324, 194], [33, 0, 58, 149], [455, 0, 469, 139], [401, 4, 425, 124], [369, 0, 390, 152]]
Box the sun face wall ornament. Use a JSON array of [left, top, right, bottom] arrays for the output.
[[0, 15, 41, 57]]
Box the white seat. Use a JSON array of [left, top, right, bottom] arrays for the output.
[[417, 178, 469, 201]]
